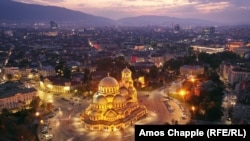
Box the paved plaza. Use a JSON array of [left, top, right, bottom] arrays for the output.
[[38, 88, 190, 141]]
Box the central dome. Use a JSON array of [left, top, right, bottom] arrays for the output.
[[99, 76, 119, 87]]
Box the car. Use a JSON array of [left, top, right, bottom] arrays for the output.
[[181, 114, 187, 120], [41, 126, 47, 130], [41, 130, 48, 134], [44, 134, 53, 140]]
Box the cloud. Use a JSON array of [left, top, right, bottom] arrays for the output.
[[41, 0, 65, 3], [194, 1, 230, 13], [13, 0, 250, 23]]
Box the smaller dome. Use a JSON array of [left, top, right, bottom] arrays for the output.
[[94, 95, 107, 104], [120, 87, 129, 97], [128, 86, 134, 94], [122, 67, 131, 74], [113, 94, 126, 103]]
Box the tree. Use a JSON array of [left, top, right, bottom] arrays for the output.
[[1, 108, 10, 117], [149, 65, 159, 79], [55, 61, 71, 78], [29, 96, 41, 110]]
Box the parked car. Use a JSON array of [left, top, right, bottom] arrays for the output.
[[44, 133, 53, 140]]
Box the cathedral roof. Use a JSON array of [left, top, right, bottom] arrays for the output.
[[120, 87, 129, 96], [105, 109, 117, 118], [99, 76, 119, 87], [113, 94, 126, 103], [94, 95, 107, 104], [122, 67, 131, 74]]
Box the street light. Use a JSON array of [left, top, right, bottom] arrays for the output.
[[190, 78, 195, 95], [179, 89, 186, 103], [191, 105, 196, 119], [191, 78, 195, 83], [180, 90, 186, 96], [35, 112, 40, 117], [191, 106, 195, 112]]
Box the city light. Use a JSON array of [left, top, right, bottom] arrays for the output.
[[179, 89, 186, 97], [191, 78, 195, 83], [191, 106, 196, 112], [35, 112, 40, 117]]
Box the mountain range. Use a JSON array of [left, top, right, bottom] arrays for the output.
[[0, 0, 217, 27]]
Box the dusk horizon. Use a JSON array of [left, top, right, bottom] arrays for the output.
[[12, 0, 250, 25]]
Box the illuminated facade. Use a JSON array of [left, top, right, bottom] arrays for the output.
[[39, 76, 80, 94], [226, 41, 245, 51], [0, 82, 37, 111], [81, 67, 147, 131], [191, 45, 224, 54], [180, 65, 204, 76]]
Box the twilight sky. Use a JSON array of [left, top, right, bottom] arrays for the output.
[[14, 0, 250, 24]]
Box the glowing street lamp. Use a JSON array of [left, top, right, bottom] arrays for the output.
[[190, 78, 195, 95], [191, 106, 196, 118], [35, 112, 40, 117], [179, 89, 186, 102], [191, 78, 195, 83], [179, 89, 186, 97], [40, 120, 44, 125], [191, 106, 195, 112]]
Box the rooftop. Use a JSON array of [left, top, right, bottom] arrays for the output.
[[0, 81, 36, 99]]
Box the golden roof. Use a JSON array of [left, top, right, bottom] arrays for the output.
[[99, 76, 119, 87]]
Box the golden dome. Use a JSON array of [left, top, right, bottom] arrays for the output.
[[113, 94, 126, 103], [120, 87, 129, 96], [99, 76, 119, 87], [94, 95, 107, 104], [122, 67, 131, 74]]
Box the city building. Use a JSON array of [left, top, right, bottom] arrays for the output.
[[39, 76, 81, 94], [0, 82, 37, 111], [80, 67, 147, 131], [180, 65, 204, 76], [174, 24, 180, 33], [191, 45, 225, 54], [232, 47, 250, 57], [220, 60, 250, 88], [226, 41, 245, 51]]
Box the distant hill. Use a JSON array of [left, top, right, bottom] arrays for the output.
[[0, 0, 115, 26], [117, 15, 217, 27], [0, 0, 217, 27]]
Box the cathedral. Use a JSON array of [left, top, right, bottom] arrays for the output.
[[81, 67, 147, 131]]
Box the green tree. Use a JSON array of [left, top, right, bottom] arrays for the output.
[[55, 61, 71, 78]]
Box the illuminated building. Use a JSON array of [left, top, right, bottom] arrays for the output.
[[220, 60, 250, 86], [191, 45, 224, 54], [180, 65, 204, 76], [39, 76, 80, 94], [81, 67, 147, 131], [0, 82, 37, 111], [226, 41, 245, 51]]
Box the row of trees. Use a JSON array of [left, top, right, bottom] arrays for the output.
[[0, 96, 41, 141]]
